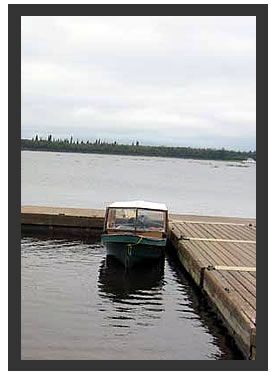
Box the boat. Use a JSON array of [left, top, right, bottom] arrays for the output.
[[242, 158, 256, 164], [101, 200, 168, 268]]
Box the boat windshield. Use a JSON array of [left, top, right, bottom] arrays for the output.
[[106, 208, 166, 232], [136, 209, 166, 231], [107, 208, 137, 231]]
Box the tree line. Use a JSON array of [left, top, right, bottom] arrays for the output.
[[21, 135, 256, 161]]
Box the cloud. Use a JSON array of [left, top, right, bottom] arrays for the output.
[[21, 16, 256, 150]]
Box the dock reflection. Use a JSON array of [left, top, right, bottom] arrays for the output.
[[164, 245, 244, 359]]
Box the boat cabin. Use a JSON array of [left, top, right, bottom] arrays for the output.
[[103, 201, 168, 239]]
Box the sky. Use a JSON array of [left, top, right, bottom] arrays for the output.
[[21, 16, 256, 151]]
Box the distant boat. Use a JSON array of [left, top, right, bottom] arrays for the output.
[[101, 201, 168, 268], [243, 158, 256, 164]]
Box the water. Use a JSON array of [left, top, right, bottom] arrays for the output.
[[21, 237, 242, 360], [21, 150, 254, 359], [21, 150, 256, 218]]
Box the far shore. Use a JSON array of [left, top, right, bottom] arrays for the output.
[[21, 138, 256, 163]]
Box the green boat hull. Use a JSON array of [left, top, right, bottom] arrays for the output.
[[101, 234, 166, 268]]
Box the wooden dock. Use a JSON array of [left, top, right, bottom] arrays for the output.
[[169, 216, 256, 360], [21, 206, 105, 239], [21, 206, 256, 359]]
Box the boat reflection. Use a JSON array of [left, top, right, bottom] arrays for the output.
[[98, 254, 165, 301], [98, 256, 164, 330], [97, 253, 165, 331]]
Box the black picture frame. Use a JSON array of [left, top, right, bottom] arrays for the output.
[[9, 4, 268, 371]]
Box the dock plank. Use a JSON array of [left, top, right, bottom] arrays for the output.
[[203, 269, 256, 357], [168, 215, 256, 360]]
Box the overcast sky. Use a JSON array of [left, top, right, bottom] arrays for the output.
[[21, 16, 256, 151]]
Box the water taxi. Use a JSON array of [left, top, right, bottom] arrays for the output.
[[101, 201, 168, 268]]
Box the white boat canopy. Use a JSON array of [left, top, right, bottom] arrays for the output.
[[108, 200, 168, 211]]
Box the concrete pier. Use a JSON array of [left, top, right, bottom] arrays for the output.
[[21, 205, 256, 360]]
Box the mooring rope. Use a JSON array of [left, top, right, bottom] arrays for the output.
[[127, 236, 144, 256]]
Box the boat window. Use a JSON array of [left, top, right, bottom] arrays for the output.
[[136, 209, 166, 231], [107, 208, 136, 230]]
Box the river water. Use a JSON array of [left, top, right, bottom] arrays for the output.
[[21, 237, 242, 360], [21, 150, 256, 218], [21, 150, 255, 360]]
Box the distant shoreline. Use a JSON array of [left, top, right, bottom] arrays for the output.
[[21, 138, 256, 162]]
